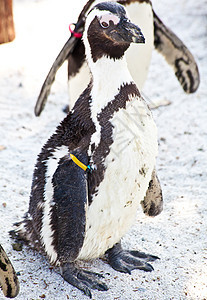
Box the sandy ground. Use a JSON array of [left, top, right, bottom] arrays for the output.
[[0, 0, 206, 299]]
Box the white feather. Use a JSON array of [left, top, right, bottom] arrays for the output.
[[89, 56, 134, 148]]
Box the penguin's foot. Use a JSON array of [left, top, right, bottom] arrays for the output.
[[60, 262, 108, 298], [106, 242, 159, 274]]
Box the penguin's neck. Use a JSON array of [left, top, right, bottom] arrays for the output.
[[88, 54, 133, 116]]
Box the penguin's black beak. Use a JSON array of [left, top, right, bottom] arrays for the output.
[[111, 18, 145, 44]]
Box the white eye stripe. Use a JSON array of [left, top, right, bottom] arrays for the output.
[[99, 13, 120, 28]]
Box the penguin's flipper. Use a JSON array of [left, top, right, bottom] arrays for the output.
[[106, 242, 159, 274], [153, 10, 200, 93], [52, 151, 88, 262], [141, 168, 163, 217], [34, 35, 78, 117], [0, 244, 20, 298]]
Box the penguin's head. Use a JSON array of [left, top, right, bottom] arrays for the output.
[[84, 1, 145, 62]]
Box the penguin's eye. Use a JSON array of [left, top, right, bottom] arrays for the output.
[[99, 14, 120, 29], [101, 21, 109, 28]]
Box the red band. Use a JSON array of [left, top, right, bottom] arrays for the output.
[[69, 23, 82, 39]]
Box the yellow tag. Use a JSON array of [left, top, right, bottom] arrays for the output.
[[70, 154, 88, 171]]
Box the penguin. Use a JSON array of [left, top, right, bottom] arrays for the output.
[[14, 2, 163, 297], [0, 244, 20, 298], [35, 0, 200, 116]]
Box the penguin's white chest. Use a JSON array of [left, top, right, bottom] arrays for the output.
[[77, 97, 157, 260]]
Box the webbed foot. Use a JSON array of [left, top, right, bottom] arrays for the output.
[[60, 262, 108, 298], [106, 242, 159, 274]]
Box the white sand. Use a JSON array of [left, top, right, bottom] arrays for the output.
[[0, 0, 206, 299]]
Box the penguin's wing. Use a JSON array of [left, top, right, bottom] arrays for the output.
[[141, 169, 163, 217], [0, 244, 20, 298], [51, 150, 88, 262], [153, 10, 200, 94], [34, 0, 95, 117]]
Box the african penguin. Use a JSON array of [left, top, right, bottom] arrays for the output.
[[0, 244, 19, 298], [35, 0, 200, 116], [14, 2, 163, 297]]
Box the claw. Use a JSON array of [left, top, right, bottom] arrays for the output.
[[96, 282, 109, 291], [123, 266, 132, 275], [128, 250, 160, 262], [83, 287, 92, 299]]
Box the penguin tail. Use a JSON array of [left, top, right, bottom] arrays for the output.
[[9, 214, 42, 252], [9, 220, 28, 243]]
